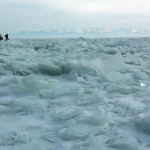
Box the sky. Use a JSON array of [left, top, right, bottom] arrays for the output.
[[0, 0, 150, 33]]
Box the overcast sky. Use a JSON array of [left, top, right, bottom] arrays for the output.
[[1, 0, 150, 33]]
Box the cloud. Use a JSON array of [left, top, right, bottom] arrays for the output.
[[1, 0, 150, 15], [0, 0, 150, 32], [62, 0, 150, 15], [22, 0, 150, 15]]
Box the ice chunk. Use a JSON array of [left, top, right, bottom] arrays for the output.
[[104, 47, 118, 54], [105, 52, 125, 71], [51, 106, 80, 120], [106, 134, 139, 150], [38, 63, 62, 76], [62, 61, 98, 76], [105, 72, 124, 83], [59, 125, 93, 141], [140, 83, 147, 87], [107, 85, 141, 95], [137, 114, 150, 134], [78, 94, 104, 105], [21, 74, 58, 91], [0, 131, 28, 146], [77, 113, 107, 126]]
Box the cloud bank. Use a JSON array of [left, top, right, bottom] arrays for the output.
[[0, 0, 150, 32], [9, 0, 150, 15]]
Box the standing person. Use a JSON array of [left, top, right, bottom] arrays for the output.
[[5, 34, 9, 41], [0, 34, 3, 41]]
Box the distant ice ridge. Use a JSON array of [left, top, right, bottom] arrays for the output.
[[11, 28, 150, 39], [0, 38, 150, 149]]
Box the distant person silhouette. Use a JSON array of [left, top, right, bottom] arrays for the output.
[[0, 34, 3, 41], [5, 34, 9, 41]]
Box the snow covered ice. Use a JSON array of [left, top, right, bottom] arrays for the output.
[[0, 37, 150, 150]]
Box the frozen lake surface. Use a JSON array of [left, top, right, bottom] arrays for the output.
[[0, 38, 150, 150]]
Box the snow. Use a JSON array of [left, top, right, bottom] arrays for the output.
[[0, 37, 150, 149]]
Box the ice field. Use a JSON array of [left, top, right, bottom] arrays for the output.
[[0, 38, 150, 150]]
